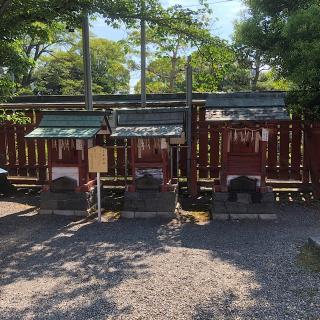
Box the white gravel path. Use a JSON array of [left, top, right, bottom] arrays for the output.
[[0, 193, 320, 319]]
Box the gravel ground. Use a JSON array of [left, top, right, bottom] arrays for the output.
[[0, 192, 320, 319]]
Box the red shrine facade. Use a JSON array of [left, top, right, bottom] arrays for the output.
[[205, 92, 289, 193]]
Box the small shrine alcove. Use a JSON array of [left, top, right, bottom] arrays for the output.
[[25, 110, 111, 216], [111, 107, 187, 218], [205, 92, 289, 193]]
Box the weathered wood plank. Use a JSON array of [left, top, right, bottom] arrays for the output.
[[0, 125, 7, 168], [210, 126, 220, 178], [291, 119, 302, 180], [198, 108, 209, 178], [267, 126, 278, 179], [279, 123, 290, 180]]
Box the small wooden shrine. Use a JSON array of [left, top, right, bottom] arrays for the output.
[[111, 107, 187, 218], [25, 110, 111, 216], [206, 92, 289, 219], [206, 92, 289, 193]]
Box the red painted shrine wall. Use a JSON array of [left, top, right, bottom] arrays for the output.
[[0, 106, 315, 192]]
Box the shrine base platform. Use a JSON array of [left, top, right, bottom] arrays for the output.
[[39, 187, 97, 216], [121, 191, 177, 219], [211, 191, 277, 221]]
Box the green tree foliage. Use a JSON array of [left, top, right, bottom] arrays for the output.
[[191, 40, 238, 92], [134, 56, 186, 93], [0, 0, 213, 97], [0, 109, 31, 124], [0, 0, 86, 96], [233, 17, 271, 91], [34, 38, 130, 95], [237, 0, 320, 117], [128, 4, 212, 94], [17, 22, 77, 91]]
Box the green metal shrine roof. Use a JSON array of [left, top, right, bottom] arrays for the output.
[[111, 107, 186, 138], [25, 110, 110, 139], [205, 92, 289, 122]]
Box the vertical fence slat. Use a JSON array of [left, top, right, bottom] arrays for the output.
[[303, 125, 310, 185], [291, 119, 302, 180], [24, 112, 36, 177], [179, 145, 187, 177], [35, 112, 47, 182], [280, 123, 290, 180], [198, 108, 208, 178], [190, 106, 198, 195], [6, 125, 17, 176], [171, 144, 177, 178], [127, 140, 132, 176], [210, 126, 220, 179], [16, 125, 27, 176], [116, 140, 125, 177], [106, 138, 115, 176], [0, 125, 6, 168], [37, 139, 47, 182], [267, 126, 278, 179], [26, 126, 37, 177]]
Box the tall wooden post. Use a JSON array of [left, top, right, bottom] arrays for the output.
[[190, 107, 198, 196], [82, 12, 93, 111]]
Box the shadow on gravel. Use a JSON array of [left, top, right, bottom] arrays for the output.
[[0, 201, 320, 319], [0, 188, 40, 207], [0, 208, 171, 318], [183, 206, 320, 319]]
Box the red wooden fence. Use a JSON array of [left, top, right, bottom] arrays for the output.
[[0, 107, 312, 190]]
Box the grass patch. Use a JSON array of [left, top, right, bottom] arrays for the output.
[[179, 210, 211, 224], [102, 210, 120, 222], [297, 244, 320, 272]]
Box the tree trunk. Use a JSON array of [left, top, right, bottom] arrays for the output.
[[169, 41, 181, 92], [169, 55, 178, 92], [251, 54, 261, 91]]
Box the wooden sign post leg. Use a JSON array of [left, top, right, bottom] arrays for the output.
[[97, 172, 101, 223]]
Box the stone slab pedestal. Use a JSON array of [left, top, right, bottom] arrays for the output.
[[39, 187, 97, 216], [121, 191, 177, 219], [212, 191, 277, 221]]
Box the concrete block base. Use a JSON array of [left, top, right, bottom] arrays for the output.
[[121, 211, 175, 219], [40, 189, 95, 217], [231, 214, 258, 220], [54, 210, 75, 216], [135, 211, 158, 219], [259, 214, 277, 220], [39, 209, 53, 215], [121, 190, 177, 219], [40, 209, 88, 217], [212, 190, 277, 220], [123, 191, 177, 212], [213, 214, 229, 221], [121, 211, 135, 219]]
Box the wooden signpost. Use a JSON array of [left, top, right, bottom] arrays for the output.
[[88, 146, 108, 222]]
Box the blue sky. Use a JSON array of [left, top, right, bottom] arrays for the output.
[[92, 0, 245, 41], [91, 0, 245, 90]]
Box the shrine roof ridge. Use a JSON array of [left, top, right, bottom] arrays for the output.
[[206, 92, 286, 109]]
